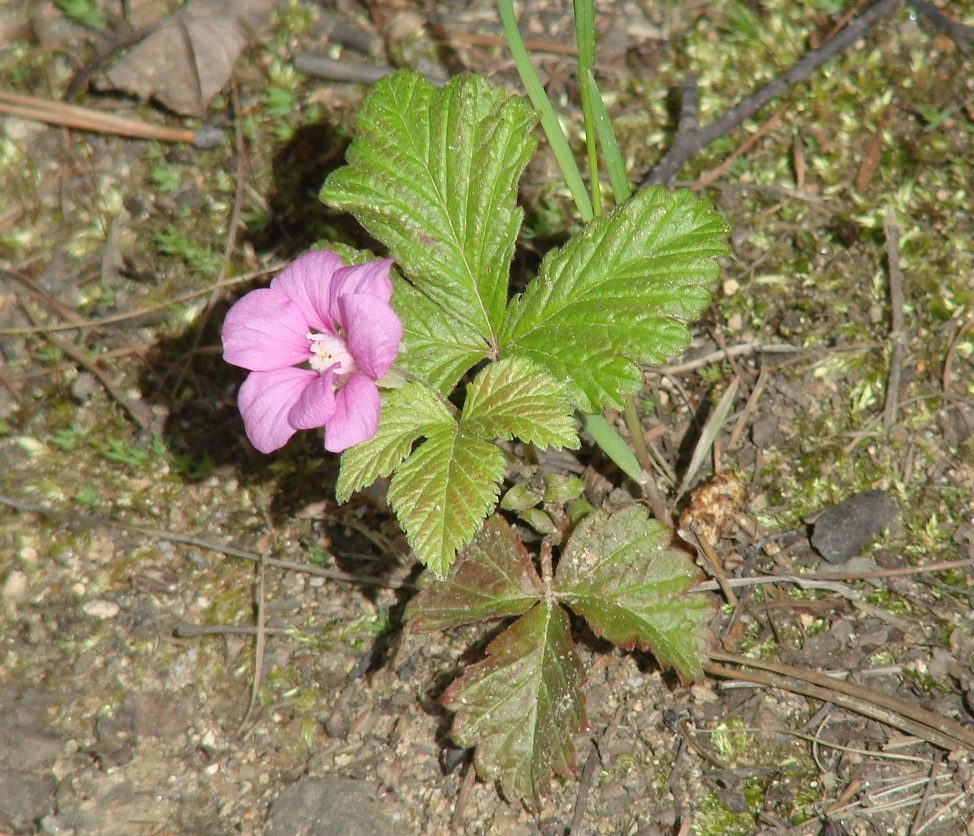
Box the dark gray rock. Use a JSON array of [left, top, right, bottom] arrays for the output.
[[0, 770, 57, 833], [0, 686, 64, 831], [265, 777, 400, 836], [811, 490, 900, 564]]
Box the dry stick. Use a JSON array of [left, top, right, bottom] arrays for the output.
[[908, 752, 943, 836], [450, 760, 478, 831], [2, 266, 88, 325], [0, 494, 413, 590], [239, 551, 267, 731], [173, 623, 293, 638], [0, 90, 195, 143], [942, 316, 974, 394], [0, 266, 282, 336], [19, 304, 154, 432], [570, 706, 623, 835], [168, 84, 248, 399], [883, 203, 906, 432], [656, 342, 807, 375], [913, 792, 969, 836], [707, 651, 974, 753], [801, 556, 974, 583], [692, 104, 789, 191], [909, 0, 974, 52], [641, 0, 903, 187]]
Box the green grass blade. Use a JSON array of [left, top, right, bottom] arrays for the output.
[[587, 70, 632, 204], [498, 0, 593, 222], [580, 413, 642, 482], [574, 0, 601, 216]]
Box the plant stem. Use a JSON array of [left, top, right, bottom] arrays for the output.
[[622, 393, 671, 524]]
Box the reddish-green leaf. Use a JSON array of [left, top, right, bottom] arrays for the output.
[[441, 603, 586, 806], [407, 515, 543, 632], [554, 506, 716, 683]]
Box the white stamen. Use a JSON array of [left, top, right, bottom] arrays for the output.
[[307, 331, 356, 376]]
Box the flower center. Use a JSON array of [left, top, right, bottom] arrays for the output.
[[307, 331, 356, 377]]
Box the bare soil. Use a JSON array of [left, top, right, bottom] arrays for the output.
[[1, 1, 973, 834]]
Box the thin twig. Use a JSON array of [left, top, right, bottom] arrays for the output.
[[0, 89, 196, 143], [685, 524, 738, 606], [570, 706, 623, 834], [694, 573, 861, 600], [239, 548, 267, 730], [908, 752, 942, 835], [641, 0, 904, 186], [19, 303, 153, 432], [173, 623, 294, 638], [883, 202, 906, 432], [655, 342, 808, 375], [450, 761, 478, 830], [0, 266, 282, 336], [169, 83, 248, 399], [912, 792, 968, 835], [0, 494, 413, 590], [909, 0, 974, 52], [707, 651, 974, 753], [942, 317, 974, 394]]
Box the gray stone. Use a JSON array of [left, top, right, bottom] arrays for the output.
[[811, 490, 900, 564], [265, 777, 400, 836], [0, 770, 57, 832]]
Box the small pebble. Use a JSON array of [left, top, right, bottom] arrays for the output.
[[811, 490, 900, 564], [82, 599, 120, 619], [2, 570, 29, 603]]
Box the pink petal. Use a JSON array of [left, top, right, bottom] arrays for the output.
[[324, 374, 381, 453], [237, 367, 317, 453], [270, 250, 345, 333], [222, 288, 311, 371], [339, 295, 403, 379], [288, 369, 338, 430], [330, 258, 394, 316]]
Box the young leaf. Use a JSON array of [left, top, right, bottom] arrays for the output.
[[441, 603, 586, 806], [388, 426, 506, 575], [406, 515, 543, 631], [499, 187, 729, 412], [320, 70, 537, 345], [336, 381, 454, 502], [462, 357, 579, 450], [554, 505, 716, 683]]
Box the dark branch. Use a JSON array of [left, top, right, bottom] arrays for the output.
[[642, 0, 905, 187]]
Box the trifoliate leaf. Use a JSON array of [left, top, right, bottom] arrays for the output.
[[461, 357, 579, 450], [321, 70, 537, 346], [441, 603, 586, 806], [499, 187, 729, 412], [336, 382, 454, 502], [407, 515, 543, 631], [554, 505, 716, 683], [393, 278, 490, 395], [388, 426, 506, 574]]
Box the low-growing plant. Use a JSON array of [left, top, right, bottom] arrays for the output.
[[222, 0, 729, 804]]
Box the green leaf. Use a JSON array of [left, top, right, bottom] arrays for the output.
[[554, 505, 716, 683], [336, 382, 454, 502], [462, 357, 579, 450], [388, 426, 505, 574], [320, 70, 537, 345], [394, 278, 490, 395], [406, 515, 543, 631], [499, 187, 729, 412], [441, 603, 586, 806]]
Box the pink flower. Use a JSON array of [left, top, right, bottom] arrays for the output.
[[222, 250, 402, 453]]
